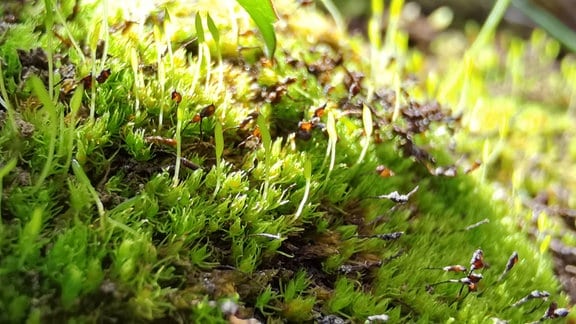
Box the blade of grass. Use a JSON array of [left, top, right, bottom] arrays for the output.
[[236, 0, 278, 58], [512, 0, 576, 52]]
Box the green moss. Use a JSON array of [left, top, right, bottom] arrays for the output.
[[0, 0, 574, 323]]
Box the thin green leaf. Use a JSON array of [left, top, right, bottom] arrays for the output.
[[72, 159, 105, 222], [257, 114, 271, 153], [0, 158, 17, 179], [206, 13, 220, 44], [236, 0, 278, 58], [69, 84, 84, 116], [512, 0, 576, 52], [19, 207, 43, 265], [326, 111, 337, 172], [30, 75, 57, 190], [195, 12, 205, 43]]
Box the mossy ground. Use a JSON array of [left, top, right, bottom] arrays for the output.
[[0, 0, 575, 323]]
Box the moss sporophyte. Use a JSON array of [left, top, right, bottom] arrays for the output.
[[0, 0, 574, 322]]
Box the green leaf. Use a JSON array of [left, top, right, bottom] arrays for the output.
[[206, 13, 220, 44], [18, 208, 43, 265], [70, 83, 84, 116], [72, 159, 105, 219], [512, 0, 576, 52], [236, 0, 278, 58], [257, 114, 271, 153], [195, 12, 205, 43]]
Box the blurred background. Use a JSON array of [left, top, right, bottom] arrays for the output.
[[332, 0, 576, 52], [334, 0, 576, 30]]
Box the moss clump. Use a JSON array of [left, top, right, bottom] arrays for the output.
[[0, 0, 573, 323]]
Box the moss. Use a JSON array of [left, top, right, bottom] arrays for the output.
[[0, 0, 574, 323]]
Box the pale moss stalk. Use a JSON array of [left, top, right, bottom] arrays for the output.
[[172, 109, 183, 187], [319, 0, 345, 35], [154, 25, 166, 128], [52, 1, 85, 63], [99, 0, 110, 72], [130, 48, 141, 115], [88, 19, 101, 120], [257, 114, 272, 200], [367, 0, 384, 101], [213, 120, 224, 196], [356, 104, 373, 165], [294, 156, 311, 221], [323, 110, 337, 186]]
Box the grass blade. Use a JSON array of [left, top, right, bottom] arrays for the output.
[[236, 0, 278, 58], [512, 0, 576, 52]]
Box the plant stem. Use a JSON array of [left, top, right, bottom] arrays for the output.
[[72, 159, 106, 229]]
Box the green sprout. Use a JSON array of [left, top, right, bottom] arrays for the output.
[[29, 75, 58, 191]]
